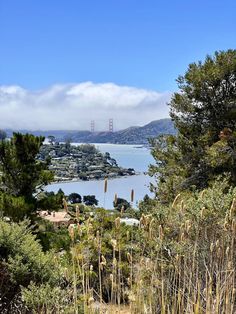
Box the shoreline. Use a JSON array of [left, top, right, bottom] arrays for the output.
[[49, 172, 143, 185]]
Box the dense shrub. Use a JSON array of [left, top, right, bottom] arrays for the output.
[[0, 220, 68, 313]]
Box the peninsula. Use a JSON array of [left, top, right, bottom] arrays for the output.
[[38, 142, 135, 182]]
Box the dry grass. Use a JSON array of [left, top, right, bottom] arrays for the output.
[[68, 189, 236, 313]]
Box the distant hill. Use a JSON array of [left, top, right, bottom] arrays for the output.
[[5, 118, 175, 145]]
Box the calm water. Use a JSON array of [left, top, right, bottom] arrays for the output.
[[46, 144, 155, 209]]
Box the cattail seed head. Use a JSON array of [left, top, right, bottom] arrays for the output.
[[68, 225, 75, 241], [200, 189, 206, 199], [115, 217, 120, 229], [114, 193, 118, 206], [104, 178, 108, 193], [120, 205, 125, 216], [126, 230, 130, 241], [127, 277, 131, 286], [63, 198, 68, 212], [140, 214, 145, 228], [200, 207, 205, 219], [76, 205, 80, 219], [77, 223, 82, 236], [149, 218, 155, 238], [159, 225, 164, 240], [88, 296, 94, 304], [101, 255, 107, 266], [113, 257, 117, 266], [172, 193, 181, 209], [127, 252, 132, 264], [111, 238, 117, 250], [131, 189, 134, 203]]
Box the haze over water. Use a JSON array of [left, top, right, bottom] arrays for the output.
[[46, 144, 155, 209]]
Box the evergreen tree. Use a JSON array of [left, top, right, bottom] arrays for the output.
[[0, 133, 53, 221], [150, 50, 236, 202], [83, 195, 98, 206], [68, 192, 82, 204]]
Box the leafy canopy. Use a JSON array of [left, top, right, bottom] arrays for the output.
[[150, 50, 236, 202], [0, 133, 53, 221]]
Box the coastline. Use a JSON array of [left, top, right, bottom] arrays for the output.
[[49, 172, 142, 185]]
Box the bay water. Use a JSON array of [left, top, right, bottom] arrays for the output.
[[46, 144, 155, 209]]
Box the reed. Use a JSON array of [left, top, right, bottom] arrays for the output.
[[65, 184, 236, 314]]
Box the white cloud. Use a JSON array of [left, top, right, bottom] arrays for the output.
[[0, 82, 171, 131]]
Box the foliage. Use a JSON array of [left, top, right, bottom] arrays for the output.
[[37, 190, 64, 211], [0, 193, 33, 222], [2, 50, 236, 313], [0, 133, 52, 198], [0, 219, 64, 313], [113, 197, 131, 211], [37, 219, 72, 252], [80, 144, 97, 154], [150, 50, 236, 202], [21, 283, 73, 314], [68, 208, 137, 307], [68, 192, 82, 204], [0, 133, 53, 221], [83, 195, 98, 206]]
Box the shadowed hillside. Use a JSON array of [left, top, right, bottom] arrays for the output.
[[5, 118, 175, 144]]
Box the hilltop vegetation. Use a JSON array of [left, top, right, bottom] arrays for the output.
[[0, 49, 236, 313]]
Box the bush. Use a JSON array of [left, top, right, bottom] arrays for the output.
[[0, 220, 62, 312], [68, 193, 82, 204], [83, 195, 98, 206], [113, 197, 130, 211]]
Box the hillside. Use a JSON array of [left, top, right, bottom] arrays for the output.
[[5, 118, 175, 144]]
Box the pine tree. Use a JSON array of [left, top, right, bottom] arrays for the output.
[[0, 133, 53, 221], [150, 50, 236, 202]]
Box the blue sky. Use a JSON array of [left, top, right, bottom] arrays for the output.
[[1, 0, 235, 91], [0, 0, 235, 130]]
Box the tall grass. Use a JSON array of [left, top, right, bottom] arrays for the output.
[[67, 183, 236, 313]]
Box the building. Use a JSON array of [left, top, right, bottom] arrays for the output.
[[39, 210, 74, 228]]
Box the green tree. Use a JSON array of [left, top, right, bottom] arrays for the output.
[[83, 195, 98, 206], [150, 50, 236, 202], [37, 190, 64, 211], [113, 197, 130, 211], [0, 133, 53, 221], [68, 192, 82, 204], [0, 220, 62, 312], [80, 144, 97, 154]]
